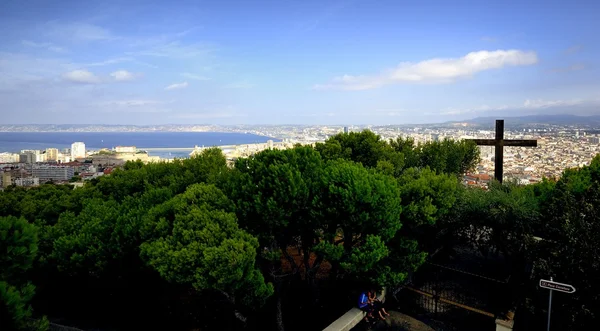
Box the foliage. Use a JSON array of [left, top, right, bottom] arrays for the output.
[[315, 130, 404, 175], [313, 159, 403, 285], [9, 129, 600, 330], [227, 146, 324, 276], [315, 131, 479, 178], [140, 183, 273, 307], [448, 182, 539, 259], [530, 155, 600, 329], [230, 145, 412, 287], [0, 216, 47, 331], [69, 176, 82, 182], [390, 137, 480, 175]]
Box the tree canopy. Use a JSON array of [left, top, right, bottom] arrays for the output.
[[1, 130, 599, 331], [1, 216, 48, 331]]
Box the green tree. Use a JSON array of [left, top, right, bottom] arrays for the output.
[[391, 137, 480, 175], [0, 216, 48, 331], [312, 160, 404, 286], [228, 146, 323, 275], [69, 176, 82, 183], [449, 182, 539, 261], [384, 167, 464, 278], [140, 184, 273, 322], [315, 130, 404, 174], [226, 146, 325, 331], [531, 155, 600, 330]]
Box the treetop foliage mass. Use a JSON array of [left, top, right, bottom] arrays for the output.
[[0, 130, 598, 331]]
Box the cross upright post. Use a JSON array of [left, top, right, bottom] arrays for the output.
[[467, 119, 538, 184], [495, 119, 504, 184]]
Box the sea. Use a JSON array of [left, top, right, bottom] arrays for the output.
[[0, 132, 278, 159]]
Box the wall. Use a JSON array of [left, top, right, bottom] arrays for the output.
[[322, 288, 386, 331]]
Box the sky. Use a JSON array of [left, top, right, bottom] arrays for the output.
[[0, 0, 599, 125]]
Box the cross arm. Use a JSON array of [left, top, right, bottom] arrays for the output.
[[503, 139, 537, 147], [468, 139, 496, 146], [466, 139, 537, 147]]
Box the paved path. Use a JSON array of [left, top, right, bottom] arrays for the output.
[[352, 311, 435, 331]]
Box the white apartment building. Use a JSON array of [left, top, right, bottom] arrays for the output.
[[71, 142, 86, 160], [0, 152, 19, 163], [31, 165, 75, 182], [46, 148, 59, 162], [35, 153, 46, 163]]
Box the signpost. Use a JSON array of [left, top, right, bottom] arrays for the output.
[[539, 278, 576, 331]]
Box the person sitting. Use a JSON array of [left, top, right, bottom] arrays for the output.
[[358, 291, 375, 322], [368, 289, 390, 320]]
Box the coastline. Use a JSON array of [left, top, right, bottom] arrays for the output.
[[0, 132, 282, 156]]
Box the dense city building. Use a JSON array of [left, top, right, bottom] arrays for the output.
[[46, 148, 59, 162], [31, 165, 75, 182]]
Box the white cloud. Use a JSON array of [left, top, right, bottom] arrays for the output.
[[293, 112, 336, 117], [314, 49, 538, 90], [0, 52, 75, 90], [165, 82, 188, 90], [110, 70, 138, 81], [44, 22, 115, 41], [439, 98, 599, 116], [127, 27, 200, 47], [523, 99, 585, 109], [84, 57, 132, 67], [22, 40, 66, 53], [129, 42, 214, 58], [173, 112, 246, 119], [62, 69, 100, 84], [181, 72, 210, 80], [440, 104, 510, 115], [83, 57, 158, 69], [108, 100, 163, 107], [374, 109, 414, 116]]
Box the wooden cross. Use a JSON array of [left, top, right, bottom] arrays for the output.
[[467, 119, 537, 183]]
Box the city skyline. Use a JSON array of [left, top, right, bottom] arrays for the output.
[[1, 0, 599, 125]]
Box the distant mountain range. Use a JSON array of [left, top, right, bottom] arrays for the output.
[[454, 114, 600, 128]]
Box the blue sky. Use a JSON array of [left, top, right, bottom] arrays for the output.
[[0, 0, 598, 125]]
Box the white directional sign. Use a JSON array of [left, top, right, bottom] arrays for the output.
[[539, 279, 576, 294]]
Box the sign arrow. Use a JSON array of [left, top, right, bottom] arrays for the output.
[[539, 279, 576, 294]]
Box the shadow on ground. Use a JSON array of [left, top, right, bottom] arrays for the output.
[[352, 311, 435, 331]]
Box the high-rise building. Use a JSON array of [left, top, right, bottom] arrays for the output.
[[71, 142, 86, 160], [343, 126, 349, 134], [267, 140, 274, 149], [46, 148, 59, 162]]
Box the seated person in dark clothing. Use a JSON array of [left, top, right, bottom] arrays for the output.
[[358, 292, 375, 322], [368, 289, 390, 320]]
